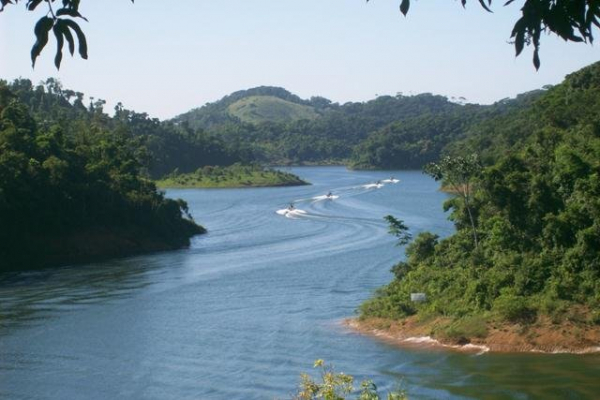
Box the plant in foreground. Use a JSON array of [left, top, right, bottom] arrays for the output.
[[293, 359, 407, 400]]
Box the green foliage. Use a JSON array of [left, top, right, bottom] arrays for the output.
[[492, 293, 536, 323], [174, 89, 462, 165], [425, 154, 482, 247], [360, 62, 600, 328], [5, 78, 243, 179], [436, 316, 488, 343], [0, 80, 205, 271], [156, 163, 308, 188], [227, 95, 319, 124], [405, 232, 438, 264], [294, 360, 407, 400], [384, 215, 412, 246]]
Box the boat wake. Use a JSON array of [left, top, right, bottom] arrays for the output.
[[312, 194, 340, 201], [276, 208, 307, 218], [362, 183, 384, 189]]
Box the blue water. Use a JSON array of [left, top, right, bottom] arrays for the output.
[[1, 167, 598, 399]]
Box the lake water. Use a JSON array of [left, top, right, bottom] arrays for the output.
[[1, 167, 598, 399]]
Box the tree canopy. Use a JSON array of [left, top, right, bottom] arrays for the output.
[[360, 61, 600, 331]]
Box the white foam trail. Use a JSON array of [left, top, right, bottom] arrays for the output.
[[369, 332, 490, 355], [401, 336, 489, 355], [403, 336, 439, 345], [382, 179, 400, 184], [276, 209, 307, 218], [363, 183, 384, 189], [312, 195, 340, 201]]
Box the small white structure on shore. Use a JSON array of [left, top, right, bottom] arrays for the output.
[[410, 293, 427, 303]]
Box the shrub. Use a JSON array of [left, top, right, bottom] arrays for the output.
[[589, 310, 600, 325], [406, 232, 439, 264], [436, 316, 488, 344], [492, 294, 536, 323], [293, 360, 407, 400]]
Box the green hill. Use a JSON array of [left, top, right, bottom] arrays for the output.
[[174, 87, 466, 165], [357, 61, 600, 351], [227, 95, 319, 124]]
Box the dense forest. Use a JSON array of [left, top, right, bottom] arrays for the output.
[[359, 62, 600, 340], [1, 62, 594, 273], [175, 87, 468, 165], [174, 86, 545, 168], [6, 79, 244, 179], [0, 80, 210, 271]]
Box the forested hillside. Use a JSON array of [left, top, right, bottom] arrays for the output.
[[175, 87, 467, 165], [175, 86, 546, 167], [350, 90, 545, 169], [7, 79, 242, 179], [0, 66, 584, 272], [359, 62, 600, 347], [0, 81, 205, 271]]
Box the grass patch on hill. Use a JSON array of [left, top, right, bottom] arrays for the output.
[[227, 95, 319, 124]]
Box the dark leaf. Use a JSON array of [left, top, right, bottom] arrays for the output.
[[31, 16, 54, 67], [27, 0, 43, 11], [0, 0, 15, 13], [57, 19, 75, 55], [478, 0, 493, 12], [399, 0, 410, 16], [56, 7, 88, 22], [63, 19, 88, 59], [52, 23, 65, 69]]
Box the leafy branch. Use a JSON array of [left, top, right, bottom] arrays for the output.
[[384, 215, 412, 246], [0, 0, 133, 69], [368, 0, 600, 69]]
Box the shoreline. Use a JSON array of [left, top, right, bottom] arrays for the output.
[[344, 318, 600, 355], [1, 225, 205, 272], [156, 181, 309, 189]]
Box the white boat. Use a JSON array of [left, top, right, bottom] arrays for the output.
[[276, 208, 307, 217]]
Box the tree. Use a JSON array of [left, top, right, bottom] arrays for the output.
[[0, 0, 133, 69], [384, 215, 412, 246], [2, 0, 598, 69], [371, 0, 600, 69], [424, 154, 482, 248]]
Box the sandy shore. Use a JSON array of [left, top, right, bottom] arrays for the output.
[[344, 317, 600, 354]]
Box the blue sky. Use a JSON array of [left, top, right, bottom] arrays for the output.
[[1, 0, 599, 119]]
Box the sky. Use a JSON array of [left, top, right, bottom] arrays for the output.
[[1, 0, 599, 119]]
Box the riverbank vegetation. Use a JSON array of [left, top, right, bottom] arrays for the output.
[[357, 62, 600, 351], [0, 81, 207, 271], [157, 164, 308, 188], [294, 359, 406, 400]]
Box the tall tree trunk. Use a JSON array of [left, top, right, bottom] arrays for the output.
[[463, 195, 478, 248]]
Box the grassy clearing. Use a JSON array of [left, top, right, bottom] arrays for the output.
[[227, 95, 319, 124]]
